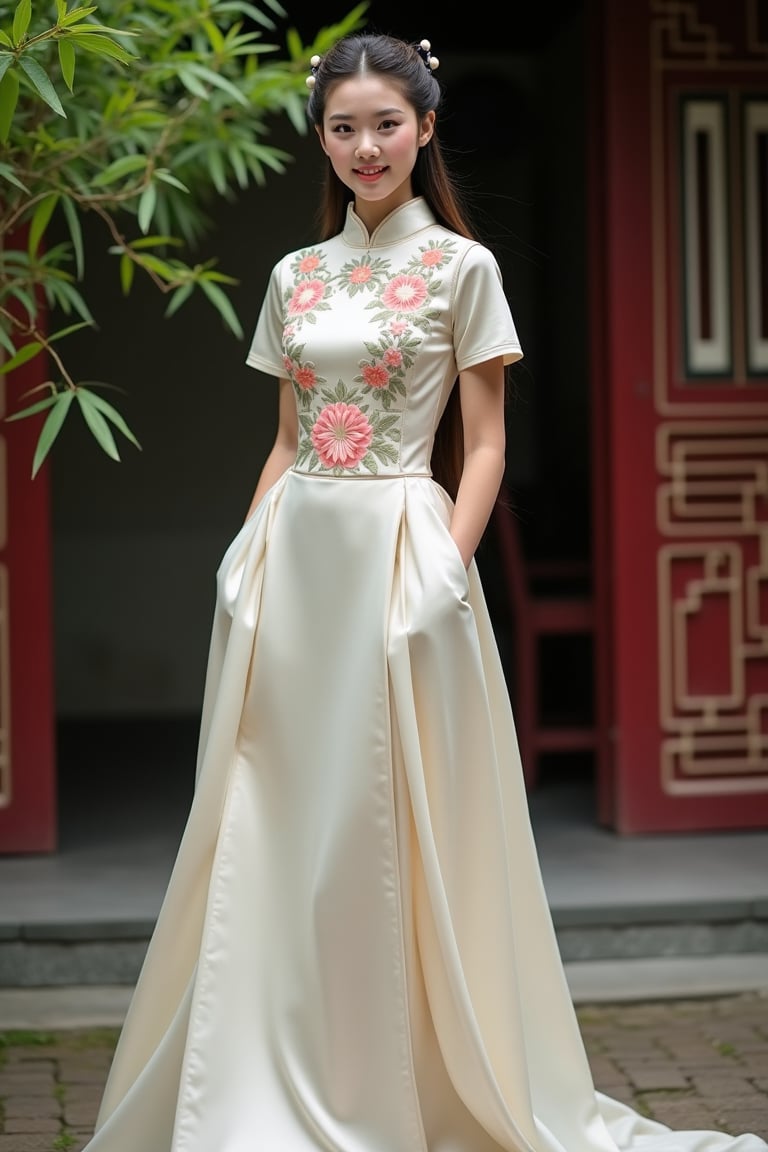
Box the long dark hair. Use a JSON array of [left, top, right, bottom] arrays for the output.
[[306, 32, 485, 500]]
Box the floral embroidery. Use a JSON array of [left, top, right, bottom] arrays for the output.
[[282, 249, 333, 331], [419, 246, 445, 268], [360, 362, 390, 390], [288, 279, 327, 317], [279, 231, 460, 471], [311, 401, 373, 468], [283, 338, 326, 407], [294, 364, 319, 391], [380, 274, 428, 312], [296, 382, 401, 475], [335, 254, 390, 296], [297, 253, 322, 274], [354, 323, 422, 410]]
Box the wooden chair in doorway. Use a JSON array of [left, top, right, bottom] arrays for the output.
[[491, 486, 600, 789]]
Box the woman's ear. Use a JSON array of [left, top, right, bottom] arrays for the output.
[[315, 124, 328, 154], [419, 110, 436, 147]]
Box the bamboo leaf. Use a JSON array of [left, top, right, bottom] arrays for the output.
[[28, 193, 59, 255], [0, 326, 14, 356], [79, 387, 140, 448], [92, 153, 147, 185], [0, 31, 12, 48], [153, 169, 189, 193], [76, 389, 120, 460], [55, 0, 67, 21], [126, 234, 182, 251], [165, 282, 193, 317], [119, 253, 134, 294], [59, 6, 99, 26], [0, 53, 13, 83], [45, 279, 94, 323], [12, 0, 31, 45], [0, 67, 19, 143], [48, 319, 91, 342], [5, 394, 58, 421], [186, 63, 248, 106], [199, 279, 243, 339], [19, 55, 66, 117], [61, 196, 84, 278], [207, 148, 226, 195], [0, 161, 27, 192], [6, 284, 36, 320], [202, 18, 225, 53], [0, 340, 42, 374], [137, 182, 157, 234], [58, 38, 75, 91], [31, 391, 74, 478], [177, 65, 208, 99], [65, 32, 136, 65]]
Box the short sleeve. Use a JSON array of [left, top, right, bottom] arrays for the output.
[[245, 260, 286, 378], [453, 244, 523, 372]]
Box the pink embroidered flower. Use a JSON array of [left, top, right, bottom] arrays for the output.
[[288, 279, 325, 315], [383, 348, 403, 368], [421, 248, 444, 267], [282, 354, 294, 374], [294, 365, 317, 391], [298, 254, 321, 273], [349, 264, 373, 285], [311, 403, 373, 468], [381, 274, 428, 312], [362, 362, 390, 389], [283, 324, 296, 339], [389, 320, 408, 335]]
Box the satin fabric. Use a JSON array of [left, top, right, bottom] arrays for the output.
[[83, 470, 767, 1152], [83, 200, 767, 1152]]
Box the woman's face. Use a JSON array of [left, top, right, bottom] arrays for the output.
[[316, 73, 435, 230]]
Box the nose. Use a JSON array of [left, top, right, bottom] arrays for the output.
[[355, 135, 380, 159]]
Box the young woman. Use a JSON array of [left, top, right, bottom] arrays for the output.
[[83, 32, 767, 1152]]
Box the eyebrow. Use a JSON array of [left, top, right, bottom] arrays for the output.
[[327, 107, 404, 121]]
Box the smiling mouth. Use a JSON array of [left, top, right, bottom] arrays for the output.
[[353, 166, 387, 176]]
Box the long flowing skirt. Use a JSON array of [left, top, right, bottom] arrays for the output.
[[84, 470, 767, 1152]]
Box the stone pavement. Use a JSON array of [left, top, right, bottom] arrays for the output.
[[0, 991, 766, 1150]]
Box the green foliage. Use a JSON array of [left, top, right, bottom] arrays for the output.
[[0, 0, 367, 475]]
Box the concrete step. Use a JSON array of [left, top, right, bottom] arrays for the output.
[[2, 900, 767, 987]]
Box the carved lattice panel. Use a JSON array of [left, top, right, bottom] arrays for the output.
[[657, 422, 768, 792]]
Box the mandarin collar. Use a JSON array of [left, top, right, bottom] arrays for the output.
[[341, 197, 437, 248]]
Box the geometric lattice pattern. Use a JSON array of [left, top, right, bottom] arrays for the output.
[[657, 422, 768, 793]]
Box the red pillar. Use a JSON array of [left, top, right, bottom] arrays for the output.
[[0, 347, 57, 853]]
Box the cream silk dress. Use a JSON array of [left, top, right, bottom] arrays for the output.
[[84, 198, 767, 1152]]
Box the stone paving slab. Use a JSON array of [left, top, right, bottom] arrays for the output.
[[0, 992, 766, 1150]]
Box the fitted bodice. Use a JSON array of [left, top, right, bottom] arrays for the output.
[[247, 198, 522, 477]]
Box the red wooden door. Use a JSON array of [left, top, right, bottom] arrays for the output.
[[592, 0, 768, 831], [0, 350, 57, 852]]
